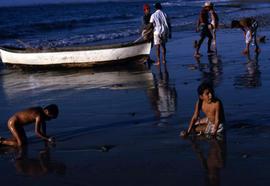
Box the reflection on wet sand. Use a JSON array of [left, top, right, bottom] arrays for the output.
[[207, 55, 223, 87], [147, 64, 177, 124], [234, 53, 261, 88], [0, 65, 154, 100], [11, 146, 66, 176], [194, 55, 223, 87], [189, 136, 227, 186]]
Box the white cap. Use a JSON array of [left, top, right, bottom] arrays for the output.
[[203, 1, 212, 7]]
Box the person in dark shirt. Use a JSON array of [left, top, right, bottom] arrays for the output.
[[142, 4, 151, 26], [194, 2, 213, 58], [141, 3, 153, 41]]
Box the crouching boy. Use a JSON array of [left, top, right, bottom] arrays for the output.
[[0, 104, 59, 147]]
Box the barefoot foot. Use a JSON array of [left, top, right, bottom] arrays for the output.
[[154, 61, 160, 66]]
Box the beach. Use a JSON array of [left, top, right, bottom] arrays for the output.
[[1, 1, 270, 185], [1, 28, 270, 185]]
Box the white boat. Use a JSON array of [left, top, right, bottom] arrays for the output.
[[0, 41, 151, 68]]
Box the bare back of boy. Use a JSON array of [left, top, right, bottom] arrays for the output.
[[3, 107, 45, 147]]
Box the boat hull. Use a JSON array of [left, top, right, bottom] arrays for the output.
[[0, 41, 151, 68]]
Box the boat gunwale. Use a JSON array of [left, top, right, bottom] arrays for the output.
[[0, 40, 150, 54]]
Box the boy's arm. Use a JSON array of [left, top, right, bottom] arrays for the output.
[[240, 25, 246, 36], [196, 19, 200, 32], [35, 116, 50, 142], [213, 102, 221, 135], [186, 101, 200, 135]]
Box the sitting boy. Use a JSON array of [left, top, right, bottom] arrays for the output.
[[180, 83, 225, 137], [231, 18, 260, 55], [0, 104, 59, 147]]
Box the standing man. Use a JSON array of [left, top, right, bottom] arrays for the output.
[[141, 4, 153, 41], [150, 2, 171, 65], [142, 4, 151, 26], [194, 1, 213, 58]]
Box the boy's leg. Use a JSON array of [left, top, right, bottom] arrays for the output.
[[243, 42, 250, 55], [207, 38, 213, 53], [1, 138, 17, 147], [0, 136, 5, 145], [195, 25, 207, 56], [153, 33, 161, 65], [194, 117, 208, 126], [155, 44, 161, 65], [194, 125, 207, 134], [212, 29, 217, 52], [254, 32, 261, 53], [195, 36, 205, 56], [243, 30, 251, 55], [193, 117, 208, 134], [161, 43, 166, 64], [206, 28, 214, 53], [2, 119, 27, 147]]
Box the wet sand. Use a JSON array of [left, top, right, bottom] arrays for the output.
[[1, 28, 270, 186]]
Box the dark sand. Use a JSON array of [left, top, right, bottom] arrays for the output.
[[1, 29, 270, 186]]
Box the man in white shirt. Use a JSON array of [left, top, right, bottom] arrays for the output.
[[150, 2, 171, 65]]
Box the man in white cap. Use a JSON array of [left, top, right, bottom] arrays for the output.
[[194, 1, 213, 57], [150, 2, 171, 65]]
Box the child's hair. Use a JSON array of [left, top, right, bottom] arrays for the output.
[[197, 82, 215, 111], [155, 2, 162, 10], [197, 82, 214, 96], [44, 104, 59, 118], [231, 20, 239, 28], [143, 3, 150, 11]]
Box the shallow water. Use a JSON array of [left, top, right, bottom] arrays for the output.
[[1, 1, 270, 185], [1, 0, 270, 47], [1, 30, 270, 186]]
